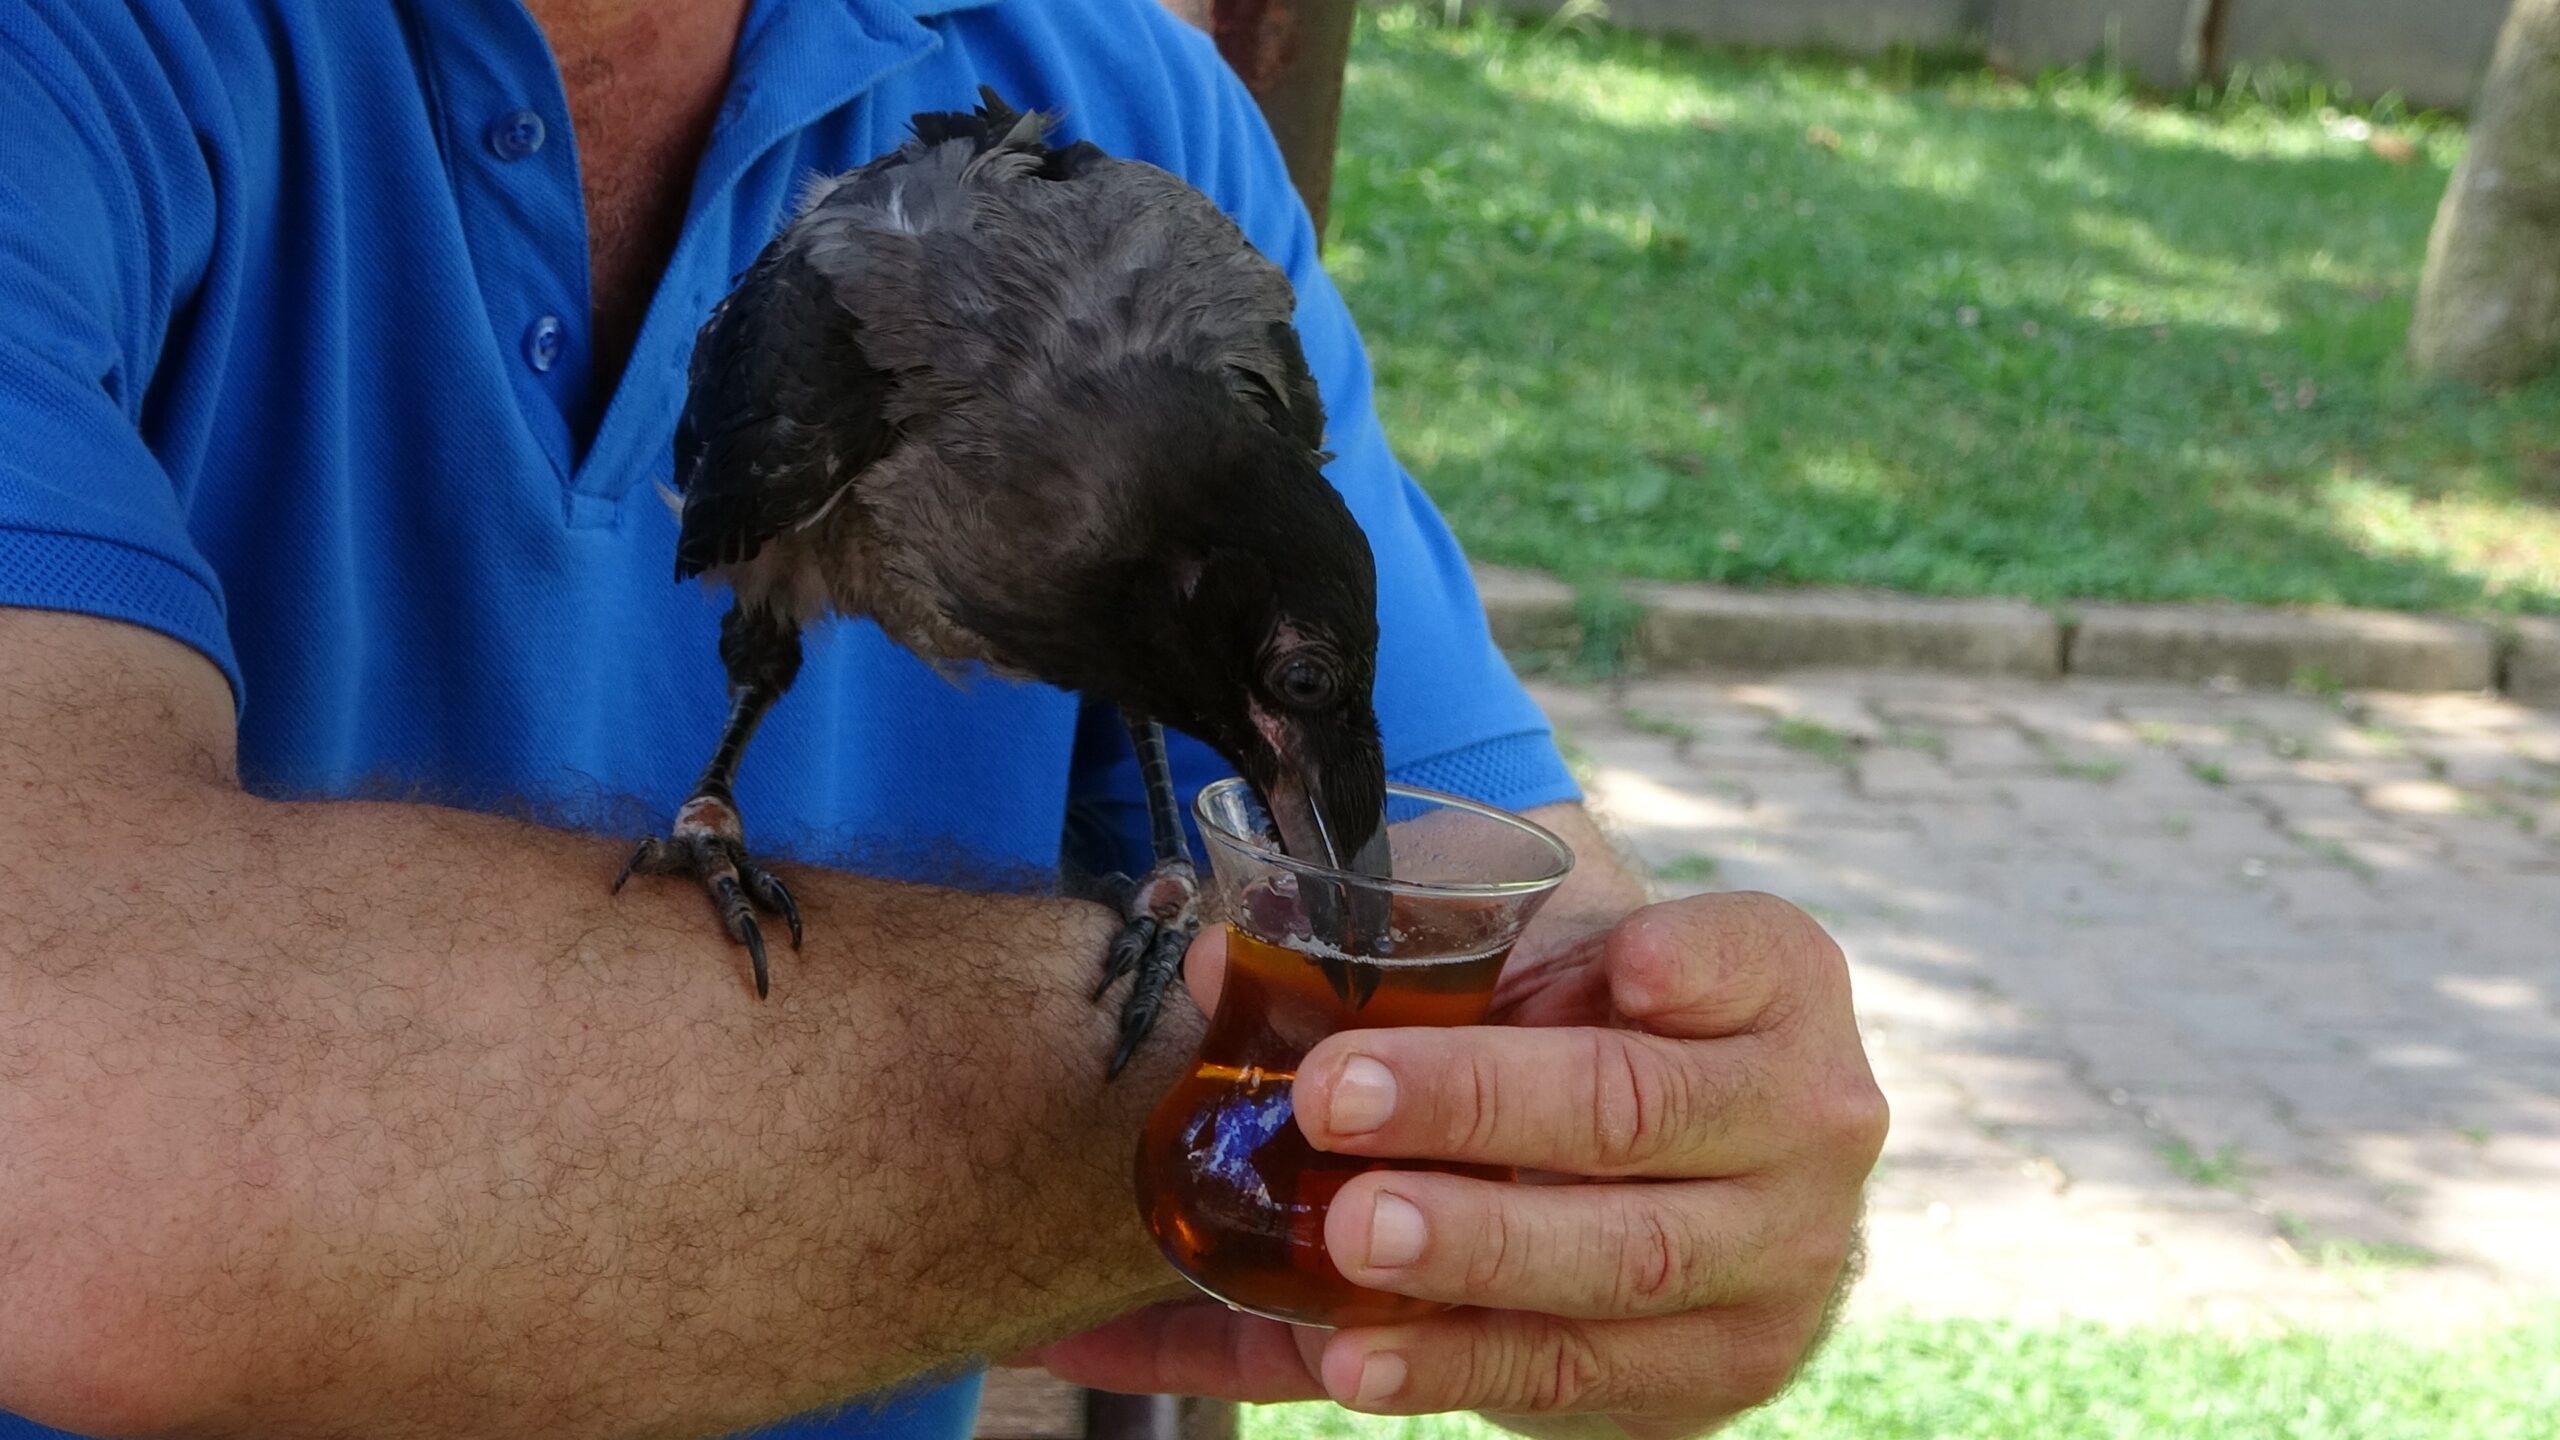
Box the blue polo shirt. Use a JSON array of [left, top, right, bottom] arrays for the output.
[[0, 1, 1574, 1436]]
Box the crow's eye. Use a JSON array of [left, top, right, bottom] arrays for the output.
[[1273, 657, 1337, 710]]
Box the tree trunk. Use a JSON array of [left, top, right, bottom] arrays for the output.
[[2410, 0, 2560, 388]]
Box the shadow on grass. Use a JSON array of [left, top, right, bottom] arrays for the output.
[[1333, 12, 2560, 612]]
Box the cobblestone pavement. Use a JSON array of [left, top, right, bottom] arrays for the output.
[[1531, 672, 2559, 1331]]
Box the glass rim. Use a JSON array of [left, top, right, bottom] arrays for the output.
[[1193, 776, 1576, 898]]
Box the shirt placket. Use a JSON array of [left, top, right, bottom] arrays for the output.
[[423, 0, 594, 487]]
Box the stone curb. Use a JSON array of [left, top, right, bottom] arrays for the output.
[[2069, 603, 2497, 692], [1473, 565, 2542, 703], [1474, 566, 1581, 656], [1640, 583, 2063, 677], [2512, 617, 2560, 707]]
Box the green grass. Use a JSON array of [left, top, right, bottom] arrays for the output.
[[2029, 731, 2127, 780], [1242, 1311, 2560, 1440], [2274, 1213, 2436, 1274], [2355, 725, 2410, 755], [1534, 577, 1646, 678], [2460, 791, 2540, 832], [1772, 716, 1857, 763], [1334, 8, 2560, 613], [1651, 850, 1721, 882], [2160, 1138, 2248, 1191], [2298, 835, 2372, 876], [1618, 706, 1698, 742], [2289, 664, 2350, 701]]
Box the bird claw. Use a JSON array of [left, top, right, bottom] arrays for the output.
[[1095, 860, 1200, 1077], [614, 796, 801, 998]]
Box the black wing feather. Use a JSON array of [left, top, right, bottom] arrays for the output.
[[672, 245, 896, 581]]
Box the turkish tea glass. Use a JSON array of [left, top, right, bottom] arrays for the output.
[[1134, 778, 1574, 1327]]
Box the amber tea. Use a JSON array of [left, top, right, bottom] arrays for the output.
[[1136, 908, 1516, 1326]]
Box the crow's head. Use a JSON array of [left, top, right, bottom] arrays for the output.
[[952, 364, 1391, 880], [1153, 452, 1390, 882]]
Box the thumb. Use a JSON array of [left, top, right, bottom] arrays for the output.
[[1182, 922, 1229, 1016]]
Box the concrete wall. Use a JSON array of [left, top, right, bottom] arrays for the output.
[[1987, 0, 2201, 89], [1528, 0, 2516, 111], [2221, 0, 2511, 111], [1592, 0, 1986, 54]]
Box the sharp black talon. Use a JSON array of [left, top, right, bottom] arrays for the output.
[[710, 874, 768, 999], [1084, 871, 1139, 915], [745, 921, 770, 999], [1094, 918, 1152, 1002], [749, 869, 802, 949], [1107, 969, 1159, 1077], [1107, 923, 1191, 1079], [1107, 1020, 1147, 1079], [612, 838, 659, 894]]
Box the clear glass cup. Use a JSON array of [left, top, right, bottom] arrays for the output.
[[1134, 778, 1574, 1327]]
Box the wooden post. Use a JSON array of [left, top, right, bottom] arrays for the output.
[[1160, 0, 1359, 239]]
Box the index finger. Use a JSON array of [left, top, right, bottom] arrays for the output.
[[1606, 892, 1845, 1040], [1294, 1024, 1773, 1176]]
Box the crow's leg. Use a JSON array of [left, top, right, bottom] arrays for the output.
[[1091, 715, 1201, 1077], [615, 605, 805, 998]]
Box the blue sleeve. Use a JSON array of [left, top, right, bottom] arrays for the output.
[[1058, 3, 1577, 877], [0, 5, 235, 696]]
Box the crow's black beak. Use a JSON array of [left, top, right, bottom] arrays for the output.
[[1265, 770, 1391, 880], [1256, 713, 1393, 1002]]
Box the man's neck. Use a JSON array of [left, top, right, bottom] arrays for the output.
[[524, 0, 753, 421]]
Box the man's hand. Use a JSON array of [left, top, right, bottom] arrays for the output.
[[1019, 807, 1888, 1439]]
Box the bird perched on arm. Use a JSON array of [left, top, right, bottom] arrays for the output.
[[616, 89, 1392, 1073]]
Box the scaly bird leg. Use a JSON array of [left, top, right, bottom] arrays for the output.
[[614, 606, 805, 997], [1091, 715, 1201, 1077]]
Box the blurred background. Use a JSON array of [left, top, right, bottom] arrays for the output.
[[994, 3, 2560, 1437]]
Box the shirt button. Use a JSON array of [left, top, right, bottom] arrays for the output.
[[524, 315, 567, 372], [486, 108, 547, 161]]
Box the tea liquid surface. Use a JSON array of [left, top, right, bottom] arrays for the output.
[[1136, 907, 1516, 1327]]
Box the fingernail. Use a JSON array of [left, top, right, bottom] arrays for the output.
[[1353, 1352, 1408, 1408], [1328, 1055, 1397, 1135], [1365, 1191, 1426, 1269]]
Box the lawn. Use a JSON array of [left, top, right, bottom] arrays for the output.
[[1330, 8, 2560, 614], [1241, 1311, 2560, 1440]]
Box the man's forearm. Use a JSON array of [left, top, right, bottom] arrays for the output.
[[0, 621, 1192, 1439]]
